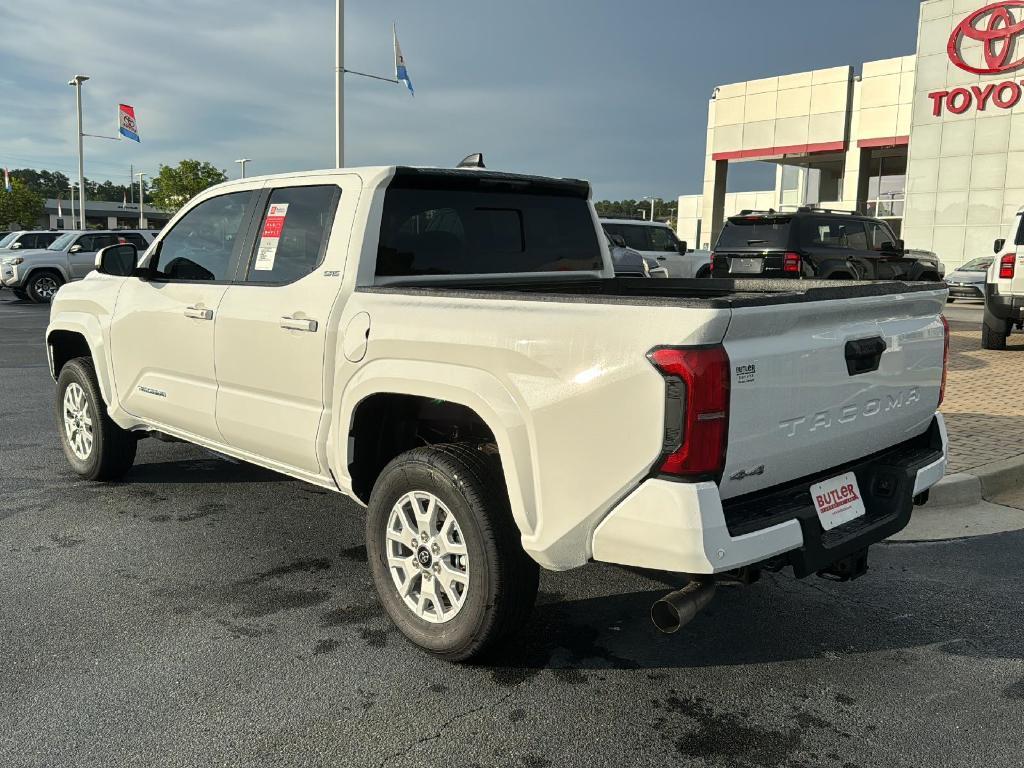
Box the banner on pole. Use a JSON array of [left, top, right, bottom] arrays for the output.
[[394, 25, 414, 96], [118, 104, 140, 142]]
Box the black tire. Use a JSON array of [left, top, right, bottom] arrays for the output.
[[26, 270, 64, 304], [366, 443, 539, 662], [56, 357, 137, 481], [11, 288, 28, 301], [982, 319, 1008, 350], [695, 266, 712, 279], [946, 298, 955, 304]]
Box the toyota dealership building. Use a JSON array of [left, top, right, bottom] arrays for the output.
[[677, 0, 1024, 268]]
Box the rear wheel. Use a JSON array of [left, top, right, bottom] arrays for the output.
[[982, 319, 1009, 350], [56, 357, 137, 480], [26, 270, 64, 304], [366, 443, 539, 662], [695, 265, 712, 279]]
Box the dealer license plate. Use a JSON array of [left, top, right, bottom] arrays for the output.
[[810, 472, 866, 531], [730, 257, 763, 275]]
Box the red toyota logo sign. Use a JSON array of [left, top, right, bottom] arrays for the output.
[[948, 1, 1024, 74]]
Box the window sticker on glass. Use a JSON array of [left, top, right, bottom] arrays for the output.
[[255, 203, 290, 271]]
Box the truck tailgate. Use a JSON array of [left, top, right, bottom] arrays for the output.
[[719, 288, 946, 501]]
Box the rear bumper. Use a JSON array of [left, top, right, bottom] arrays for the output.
[[592, 413, 947, 576], [985, 284, 1024, 322]]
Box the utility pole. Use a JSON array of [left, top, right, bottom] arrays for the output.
[[135, 171, 145, 228], [129, 163, 134, 206], [68, 75, 89, 229], [335, 0, 344, 167], [235, 158, 252, 178]]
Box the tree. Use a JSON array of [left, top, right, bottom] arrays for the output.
[[0, 180, 45, 230], [150, 160, 227, 212], [595, 198, 676, 225], [9, 169, 72, 200]]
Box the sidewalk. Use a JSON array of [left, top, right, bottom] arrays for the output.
[[942, 318, 1024, 474]]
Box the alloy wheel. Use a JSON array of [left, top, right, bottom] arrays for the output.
[[62, 382, 93, 460]]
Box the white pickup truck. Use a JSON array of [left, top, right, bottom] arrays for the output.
[[46, 164, 949, 661]]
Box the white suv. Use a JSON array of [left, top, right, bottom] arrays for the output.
[[600, 218, 711, 278], [983, 206, 1024, 349]]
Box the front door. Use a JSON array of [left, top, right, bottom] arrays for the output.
[[214, 180, 349, 474], [109, 189, 259, 442], [68, 233, 120, 279]]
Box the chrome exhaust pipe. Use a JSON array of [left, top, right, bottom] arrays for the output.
[[651, 579, 716, 634]]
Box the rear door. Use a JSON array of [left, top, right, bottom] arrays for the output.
[[719, 288, 946, 501], [802, 216, 872, 279], [213, 178, 351, 474], [713, 215, 792, 277]]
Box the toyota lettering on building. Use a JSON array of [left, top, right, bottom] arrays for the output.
[[676, 0, 1024, 270]]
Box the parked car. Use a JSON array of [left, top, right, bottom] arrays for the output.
[[0, 230, 66, 253], [605, 232, 667, 278], [600, 218, 711, 278], [983, 207, 1024, 349], [710, 207, 944, 282], [1, 229, 155, 303], [46, 165, 948, 661], [944, 257, 992, 303]]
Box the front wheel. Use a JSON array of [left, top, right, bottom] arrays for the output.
[[56, 357, 137, 480], [11, 288, 28, 301], [26, 270, 64, 304], [366, 443, 539, 662]]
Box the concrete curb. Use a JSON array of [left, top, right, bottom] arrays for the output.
[[926, 455, 1024, 508]]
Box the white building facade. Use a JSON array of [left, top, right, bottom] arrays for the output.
[[679, 0, 1024, 269]]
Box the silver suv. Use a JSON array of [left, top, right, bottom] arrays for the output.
[[1, 230, 155, 303], [0, 230, 66, 253]]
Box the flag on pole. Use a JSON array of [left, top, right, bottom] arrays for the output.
[[122, 189, 127, 209], [118, 104, 140, 142], [394, 25, 414, 96], [57, 196, 63, 218], [3, 168, 10, 193]]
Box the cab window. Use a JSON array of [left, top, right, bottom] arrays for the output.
[[244, 185, 340, 284], [153, 191, 255, 282], [866, 221, 897, 251], [805, 217, 868, 250]]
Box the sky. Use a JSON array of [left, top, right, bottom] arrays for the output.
[[0, 1, 926, 202]]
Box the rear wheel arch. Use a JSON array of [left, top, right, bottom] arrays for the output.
[[338, 369, 536, 541]]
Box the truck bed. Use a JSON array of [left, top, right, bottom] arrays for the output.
[[361, 277, 944, 308]]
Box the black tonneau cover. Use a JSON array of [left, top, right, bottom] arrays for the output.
[[360, 277, 943, 310]]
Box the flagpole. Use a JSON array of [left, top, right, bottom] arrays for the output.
[[335, 0, 344, 168]]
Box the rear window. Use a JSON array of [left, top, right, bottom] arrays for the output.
[[716, 217, 791, 250], [377, 176, 602, 277]]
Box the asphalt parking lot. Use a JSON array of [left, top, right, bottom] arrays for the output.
[[2, 292, 1023, 768]]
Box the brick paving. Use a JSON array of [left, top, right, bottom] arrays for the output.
[[942, 318, 1024, 473]]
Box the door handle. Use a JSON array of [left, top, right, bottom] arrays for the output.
[[280, 316, 318, 332], [184, 306, 214, 320]]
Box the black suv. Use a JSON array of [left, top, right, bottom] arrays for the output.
[[710, 208, 943, 281]]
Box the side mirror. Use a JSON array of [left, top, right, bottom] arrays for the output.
[[881, 239, 905, 253], [677, 240, 688, 255], [69, 244, 82, 253], [995, 238, 1006, 254], [95, 243, 138, 277], [610, 234, 626, 248], [10, 242, 21, 250]]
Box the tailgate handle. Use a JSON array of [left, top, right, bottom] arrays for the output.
[[845, 337, 887, 376]]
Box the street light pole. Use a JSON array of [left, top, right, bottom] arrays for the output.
[[69, 185, 77, 229], [135, 172, 145, 228], [342, 0, 350, 167], [68, 75, 89, 229], [235, 158, 252, 178]]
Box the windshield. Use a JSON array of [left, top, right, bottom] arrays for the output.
[[717, 217, 792, 249], [601, 223, 678, 252], [0, 233, 18, 248], [958, 257, 992, 272], [48, 233, 78, 251]]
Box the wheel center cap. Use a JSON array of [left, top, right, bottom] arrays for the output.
[[416, 546, 433, 568]]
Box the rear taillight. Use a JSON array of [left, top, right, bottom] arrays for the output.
[[648, 346, 731, 478], [999, 253, 1015, 280], [783, 252, 801, 273], [939, 316, 950, 407]]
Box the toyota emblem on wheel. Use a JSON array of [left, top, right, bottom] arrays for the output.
[[948, 1, 1024, 75]]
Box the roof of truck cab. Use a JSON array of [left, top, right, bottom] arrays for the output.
[[209, 166, 590, 193]]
